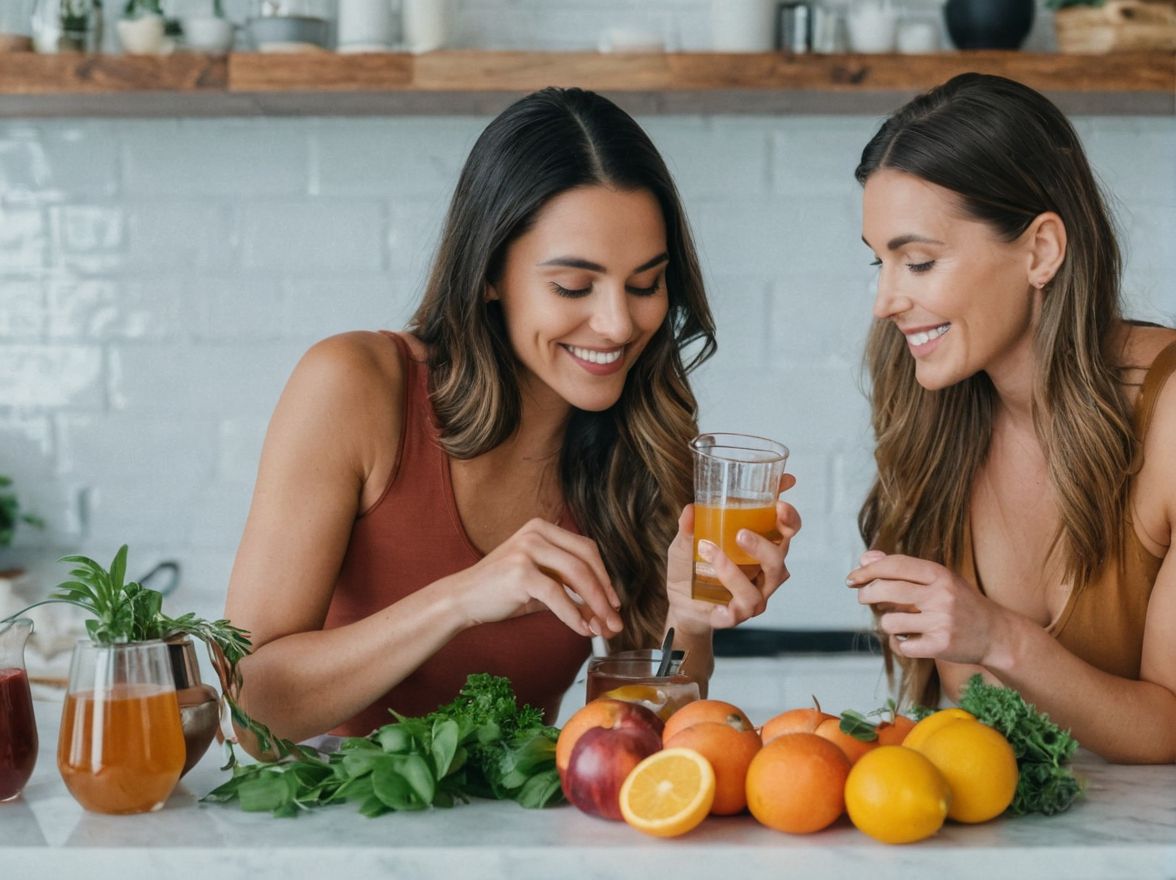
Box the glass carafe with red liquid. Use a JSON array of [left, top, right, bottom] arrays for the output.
[[0, 617, 38, 802]]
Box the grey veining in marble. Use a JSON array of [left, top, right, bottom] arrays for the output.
[[3, 698, 1174, 880]]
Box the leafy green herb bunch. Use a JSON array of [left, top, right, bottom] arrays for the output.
[[205, 673, 564, 817], [3, 543, 251, 664]]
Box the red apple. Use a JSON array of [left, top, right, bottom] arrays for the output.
[[555, 699, 664, 788], [564, 725, 662, 820]]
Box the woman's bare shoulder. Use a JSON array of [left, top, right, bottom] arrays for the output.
[[1118, 323, 1176, 374], [287, 332, 407, 410], [279, 331, 410, 467]]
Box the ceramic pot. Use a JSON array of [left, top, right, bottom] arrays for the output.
[[182, 16, 235, 53], [944, 0, 1034, 50], [117, 13, 173, 54]]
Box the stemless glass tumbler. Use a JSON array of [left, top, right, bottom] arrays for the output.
[[58, 640, 186, 814], [690, 432, 789, 605]]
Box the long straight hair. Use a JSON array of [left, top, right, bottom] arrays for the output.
[[855, 74, 1134, 706], [410, 88, 716, 650]]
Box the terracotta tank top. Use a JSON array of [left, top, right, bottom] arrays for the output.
[[323, 332, 590, 737], [961, 340, 1176, 679]]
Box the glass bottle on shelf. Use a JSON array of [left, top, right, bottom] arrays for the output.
[[31, 0, 102, 53]]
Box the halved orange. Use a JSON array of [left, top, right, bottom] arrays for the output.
[[603, 685, 672, 719], [619, 747, 716, 837]]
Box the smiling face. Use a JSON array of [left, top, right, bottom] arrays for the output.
[[862, 169, 1041, 392], [489, 185, 670, 413]]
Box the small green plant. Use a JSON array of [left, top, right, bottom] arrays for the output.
[[123, 0, 164, 17], [0, 476, 44, 549]]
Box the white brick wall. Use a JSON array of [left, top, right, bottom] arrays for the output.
[[1, 4, 1174, 641]]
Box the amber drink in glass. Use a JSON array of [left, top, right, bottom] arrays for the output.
[[690, 432, 789, 604], [58, 640, 186, 814], [586, 650, 699, 720]]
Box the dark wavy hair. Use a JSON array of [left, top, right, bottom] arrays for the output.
[[409, 87, 716, 649], [855, 73, 1132, 706]]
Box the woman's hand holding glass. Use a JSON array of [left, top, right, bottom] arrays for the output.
[[666, 475, 801, 634], [447, 518, 623, 639], [847, 551, 1012, 665]]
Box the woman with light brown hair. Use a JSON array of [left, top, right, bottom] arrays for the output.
[[224, 87, 800, 746], [847, 73, 1176, 763]]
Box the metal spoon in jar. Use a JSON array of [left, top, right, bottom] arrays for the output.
[[655, 627, 675, 677]]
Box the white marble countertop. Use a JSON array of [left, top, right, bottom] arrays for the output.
[[5, 696, 1175, 880]]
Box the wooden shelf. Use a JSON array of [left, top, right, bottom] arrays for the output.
[[1, 50, 1172, 116]]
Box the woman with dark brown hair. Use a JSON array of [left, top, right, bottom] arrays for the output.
[[224, 87, 800, 744], [848, 73, 1176, 763]]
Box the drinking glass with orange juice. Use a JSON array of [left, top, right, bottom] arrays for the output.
[[58, 640, 186, 814], [690, 433, 789, 604]]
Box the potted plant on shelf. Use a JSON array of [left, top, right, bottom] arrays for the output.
[[0, 475, 45, 614], [0, 475, 44, 567], [1049, 0, 1176, 52], [118, 0, 174, 53]]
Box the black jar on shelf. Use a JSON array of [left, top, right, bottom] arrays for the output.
[[944, 0, 1035, 50]]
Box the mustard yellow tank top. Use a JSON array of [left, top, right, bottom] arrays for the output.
[[962, 340, 1176, 680]]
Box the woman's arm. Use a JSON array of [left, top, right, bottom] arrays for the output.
[[224, 332, 455, 744], [851, 372, 1176, 761], [225, 334, 620, 748]]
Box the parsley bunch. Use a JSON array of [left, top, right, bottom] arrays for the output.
[[957, 674, 1082, 816], [204, 674, 563, 817]]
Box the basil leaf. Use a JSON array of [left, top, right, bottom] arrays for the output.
[[430, 718, 460, 777], [237, 773, 293, 813], [394, 754, 436, 805]]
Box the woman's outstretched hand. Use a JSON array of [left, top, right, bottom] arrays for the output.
[[847, 551, 1010, 665], [666, 474, 801, 635], [447, 518, 623, 639]]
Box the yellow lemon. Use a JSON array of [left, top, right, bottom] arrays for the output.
[[845, 745, 952, 844], [916, 719, 1019, 823], [619, 747, 716, 837], [902, 707, 976, 751]]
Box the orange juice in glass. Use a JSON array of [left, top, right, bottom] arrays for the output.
[[691, 433, 789, 604]]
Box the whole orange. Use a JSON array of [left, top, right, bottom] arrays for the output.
[[665, 721, 762, 815], [745, 733, 850, 833], [662, 699, 753, 743], [874, 714, 917, 746], [760, 706, 835, 743], [815, 717, 878, 765]]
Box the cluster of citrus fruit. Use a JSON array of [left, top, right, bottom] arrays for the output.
[[557, 695, 1020, 843]]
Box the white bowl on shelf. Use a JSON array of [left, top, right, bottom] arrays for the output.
[[182, 16, 235, 54]]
